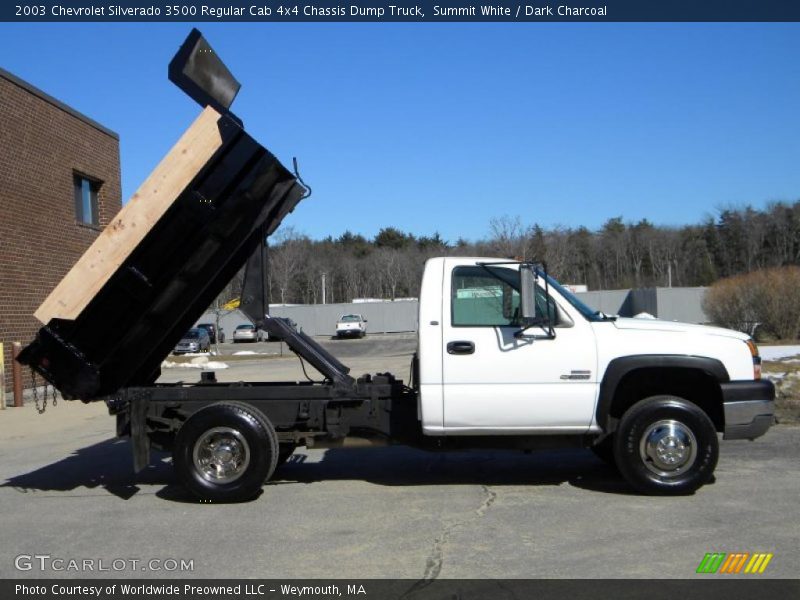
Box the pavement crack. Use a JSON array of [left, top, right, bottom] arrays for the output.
[[403, 485, 497, 598], [475, 484, 496, 517]]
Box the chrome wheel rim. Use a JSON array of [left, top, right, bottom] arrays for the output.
[[639, 419, 697, 478], [192, 427, 250, 484]]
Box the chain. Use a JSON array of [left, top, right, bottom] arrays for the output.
[[29, 368, 57, 414], [31, 368, 44, 414]]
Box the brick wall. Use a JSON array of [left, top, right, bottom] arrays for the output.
[[0, 72, 121, 400]]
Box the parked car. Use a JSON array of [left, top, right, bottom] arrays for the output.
[[336, 314, 367, 338], [232, 323, 264, 343], [173, 328, 211, 354], [196, 322, 224, 344], [266, 317, 298, 341]]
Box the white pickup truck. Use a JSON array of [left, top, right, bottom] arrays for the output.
[[335, 314, 367, 338]]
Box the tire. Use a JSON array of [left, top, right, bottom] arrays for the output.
[[275, 443, 297, 468], [174, 402, 279, 502], [590, 435, 616, 467], [614, 395, 718, 495]]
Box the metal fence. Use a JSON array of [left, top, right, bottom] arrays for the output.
[[196, 302, 419, 338], [196, 287, 710, 338], [270, 302, 418, 337]]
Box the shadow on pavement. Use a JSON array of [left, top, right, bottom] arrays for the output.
[[2, 438, 639, 500], [273, 446, 638, 495], [1, 437, 171, 500]]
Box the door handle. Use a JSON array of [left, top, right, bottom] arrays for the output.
[[447, 340, 475, 355]]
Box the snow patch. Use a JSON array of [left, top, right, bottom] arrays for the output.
[[764, 372, 786, 381], [759, 345, 800, 361], [161, 360, 229, 370]]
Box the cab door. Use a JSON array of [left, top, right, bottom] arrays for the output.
[[441, 263, 597, 433]]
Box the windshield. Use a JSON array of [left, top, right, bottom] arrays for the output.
[[340, 315, 361, 322], [184, 329, 200, 339], [236, 324, 254, 330], [538, 270, 609, 322]]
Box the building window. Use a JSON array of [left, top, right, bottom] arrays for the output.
[[73, 173, 101, 227]]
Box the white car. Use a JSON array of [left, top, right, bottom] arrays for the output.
[[336, 314, 367, 338], [232, 323, 264, 343]]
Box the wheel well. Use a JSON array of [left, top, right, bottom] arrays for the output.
[[607, 367, 724, 432]]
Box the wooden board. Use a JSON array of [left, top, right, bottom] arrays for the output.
[[35, 106, 223, 324]]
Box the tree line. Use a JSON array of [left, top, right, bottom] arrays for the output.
[[216, 200, 800, 306]]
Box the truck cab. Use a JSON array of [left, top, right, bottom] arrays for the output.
[[417, 257, 774, 494]]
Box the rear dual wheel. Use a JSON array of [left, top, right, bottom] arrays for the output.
[[174, 402, 279, 502], [614, 395, 718, 495]]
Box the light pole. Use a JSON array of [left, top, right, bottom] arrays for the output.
[[321, 272, 327, 304]]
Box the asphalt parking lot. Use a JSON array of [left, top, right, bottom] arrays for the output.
[[1, 333, 798, 580]]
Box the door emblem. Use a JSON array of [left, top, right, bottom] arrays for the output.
[[560, 370, 591, 380]]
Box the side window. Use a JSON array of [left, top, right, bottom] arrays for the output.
[[452, 266, 520, 327], [73, 173, 101, 227], [535, 286, 558, 324]]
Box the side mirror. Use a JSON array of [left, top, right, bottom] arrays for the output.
[[519, 264, 537, 326]]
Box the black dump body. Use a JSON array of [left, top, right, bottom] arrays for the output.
[[17, 30, 307, 401]]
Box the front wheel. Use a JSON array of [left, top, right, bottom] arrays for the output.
[[614, 395, 718, 495]]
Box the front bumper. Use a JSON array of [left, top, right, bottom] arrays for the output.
[[174, 345, 199, 354], [721, 380, 775, 440], [336, 328, 362, 337]]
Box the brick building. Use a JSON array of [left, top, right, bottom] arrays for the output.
[[0, 68, 121, 400]]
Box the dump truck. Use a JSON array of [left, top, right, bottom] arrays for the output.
[[18, 30, 775, 502]]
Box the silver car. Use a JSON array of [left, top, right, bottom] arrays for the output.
[[232, 323, 264, 343], [173, 328, 211, 354]]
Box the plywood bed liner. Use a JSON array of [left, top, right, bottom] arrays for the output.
[[35, 106, 223, 324]]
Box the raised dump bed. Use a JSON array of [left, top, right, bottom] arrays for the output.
[[18, 30, 306, 401]]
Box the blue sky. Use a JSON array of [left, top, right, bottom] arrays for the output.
[[1, 23, 799, 242]]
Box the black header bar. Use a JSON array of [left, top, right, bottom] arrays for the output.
[[6, 0, 800, 22]]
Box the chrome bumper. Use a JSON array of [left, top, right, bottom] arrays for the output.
[[721, 380, 775, 440]]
